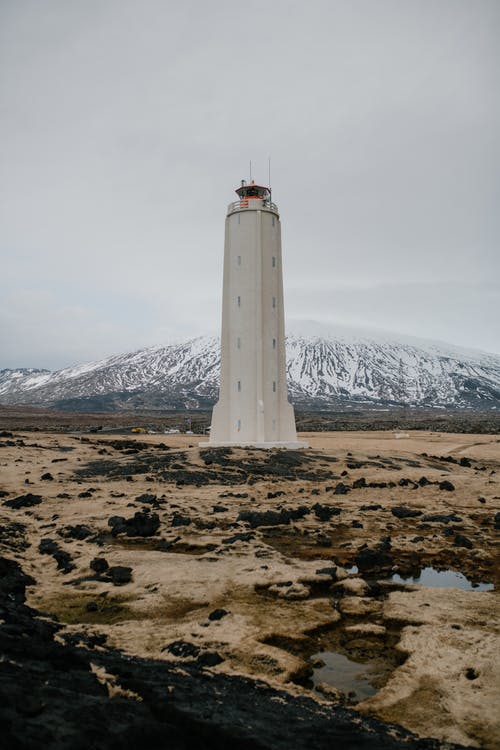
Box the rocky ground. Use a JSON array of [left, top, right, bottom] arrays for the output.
[[0, 429, 499, 749]]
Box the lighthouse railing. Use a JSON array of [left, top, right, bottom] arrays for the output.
[[227, 200, 279, 215]]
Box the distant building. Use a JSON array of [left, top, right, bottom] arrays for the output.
[[203, 180, 306, 448]]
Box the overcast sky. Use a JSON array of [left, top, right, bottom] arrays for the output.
[[1, 0, 499, 370]]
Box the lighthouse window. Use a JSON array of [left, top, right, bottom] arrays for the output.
[[237, 419, 241, 431], [272, 338, 276, 349], [237, 380, 241, 392], [237, 296, 241, 307], [272, 296, 276, 308], [272, 256, 276, 268], [272, 216, 275, 226], [237, 337, 241, 349], [238, 214, 240, 224], [273, 381, 276, 392], [237, 255, 241, 266]]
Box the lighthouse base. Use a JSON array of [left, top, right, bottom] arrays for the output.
[[199, 440, 308, 450]]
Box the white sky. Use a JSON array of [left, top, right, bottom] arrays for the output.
[[1, 0, 499, 369]]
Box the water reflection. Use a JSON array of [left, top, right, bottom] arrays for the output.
[[311, 651, 377, 702], [391, 566, 494, 591]]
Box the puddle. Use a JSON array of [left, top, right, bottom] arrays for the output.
[[343, 563, 493, 591], [390, 566, 494, 591], [311, 651, 378, 702]]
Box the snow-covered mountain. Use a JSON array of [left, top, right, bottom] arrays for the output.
[[1, 323, 499, 411]]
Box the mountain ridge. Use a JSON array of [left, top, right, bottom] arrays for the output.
[[1, 324, 499, 412]]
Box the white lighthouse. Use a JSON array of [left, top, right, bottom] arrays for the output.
[[206, 179, 306, 448]]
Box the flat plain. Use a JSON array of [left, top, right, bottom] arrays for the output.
[[1, 428, 499, 748]]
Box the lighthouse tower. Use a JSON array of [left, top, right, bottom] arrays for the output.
[[206, 179, 306, 448]]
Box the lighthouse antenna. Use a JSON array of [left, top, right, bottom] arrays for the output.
[[268, 156, 272, 203], [249, 160, 252, 182]]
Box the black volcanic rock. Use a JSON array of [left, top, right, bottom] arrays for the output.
[[106, 566, 133, 585], [90, 557, 109, 574], [135, 493, 160, 507], [208, 608, 229, 621], [355, 548, 394, 572], [422, 513, 462, 524], [454, 534, 473, 549], [58, 524, 93, 540], [108, 509, 160, 537], [164, 640, 200, 659], [197, 650, 224, 667], [4, 493, 42, 509], [223, 531, 255, 545], [171, 512, 192, 527], [391, 507, 423, 519], [333, 482, 351, 495], [38, 538, 75, 573], [238, 509, 291, 528], [313, 503, 342, 521], [439, 481, 456, 492], [0, 557, 35, 601]]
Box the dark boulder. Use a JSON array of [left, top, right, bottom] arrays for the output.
[[391, 507, 422, 519], [289, 506, 310, 520], [422, 514, 462, 524], [171, 513, 192, 527], [352, 478, 367, 489], [109, 510, 160, 537], [0, 556, 35, 601], [208, 608, 229, 622], [377, 536, 392, 551], [439, 481, 455, 492], [197, 651, 224, 667], [355, 548, 394, 572], [223, 532, 255, 545], [313, 503, 342, 522], [90, 557, 109, 575], [135, 493, 159, 507], [58, 524, 93, 540], [238, 509, 291, 528], [41, 473, 54, 481], [108, 515, 126, 528], [398, 478, 418, 488], [4, 493, 42, 510], [454, 534, 473, 549], [333, 483, 350, 495], [163, 640, 200, 659], [418, 477, 432, 486], [38, 539, 75, 573], [106, 566, 133, 585]]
